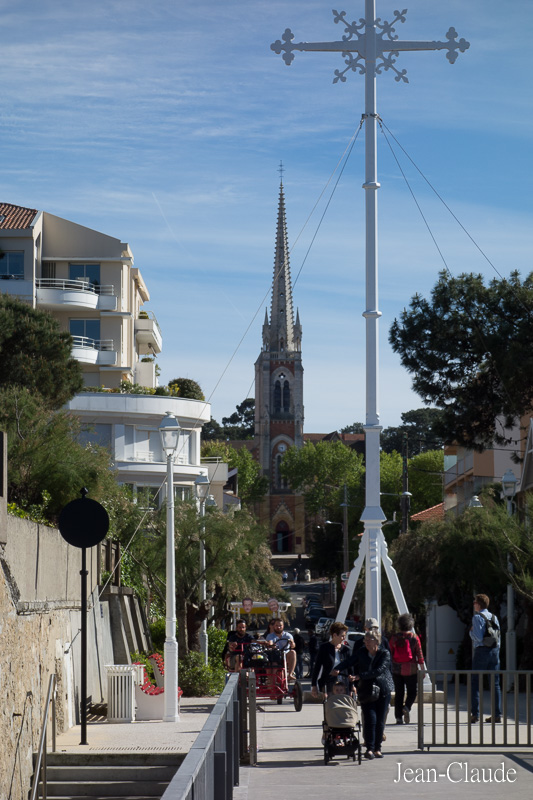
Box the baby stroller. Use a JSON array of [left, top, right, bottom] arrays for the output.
[[322, 696, 362, 764]]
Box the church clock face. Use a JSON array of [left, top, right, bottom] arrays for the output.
[[278, 444, 287, 453]]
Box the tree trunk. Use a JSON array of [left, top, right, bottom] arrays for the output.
[[177, 597, 188, 658]]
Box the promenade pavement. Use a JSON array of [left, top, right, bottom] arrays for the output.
[[54, 696, 218, 756], [234, 696, 533, 800]]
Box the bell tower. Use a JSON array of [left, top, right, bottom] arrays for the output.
[[255, 180, 305, 554]]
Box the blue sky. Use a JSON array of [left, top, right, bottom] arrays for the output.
[[1, 1, 532, 431]]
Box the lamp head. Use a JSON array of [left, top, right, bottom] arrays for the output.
[[158, 411, 180, 455], [501, 469, 518, 499], [194, 474, 210, 501]]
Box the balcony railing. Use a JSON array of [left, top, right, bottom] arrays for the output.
[[71, 336, 114, 351], [36, 278, 114, 295], [125, 452, 189, 466], [137, 310, 162, 338]]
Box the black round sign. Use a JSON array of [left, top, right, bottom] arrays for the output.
[[58, 495, 109, 549]]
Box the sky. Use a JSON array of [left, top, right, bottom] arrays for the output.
[[1, 1, 532, 432]]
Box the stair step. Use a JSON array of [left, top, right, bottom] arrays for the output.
[[42, 753, 183, 767], [44, 783, 169, 798], [46, 766, 176, 782]]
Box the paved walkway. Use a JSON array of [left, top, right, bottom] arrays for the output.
[[54, 687, 533, 798], [234, 699, 533, 800], [54, 696, 217, 756]]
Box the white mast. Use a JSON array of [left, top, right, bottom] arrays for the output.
[[272, 4, 469, 623]]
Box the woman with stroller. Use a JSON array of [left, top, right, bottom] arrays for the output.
[[310, 622, 350, 698]]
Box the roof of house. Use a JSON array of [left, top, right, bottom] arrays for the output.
[[0, 203, 39, 230], [410, 502, 445, 523], [0, 203, 39, 231], [303, 432, 364, 445]]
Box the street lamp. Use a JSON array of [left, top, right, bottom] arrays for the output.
[[501, 469, 518, 674], [159, 411, 180, 722], [468, 495, 483, 508], [195, 474, 210, 666]]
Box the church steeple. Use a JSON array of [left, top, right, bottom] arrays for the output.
[[255, 174, 305, 555], [265, 181, 299, 354]]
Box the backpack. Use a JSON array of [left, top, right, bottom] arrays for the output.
[[392, 633, 414, 664], [482, 613, 500, 649]]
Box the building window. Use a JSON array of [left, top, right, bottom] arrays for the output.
[[0, 251, 24, 280], [274, 380, 281, 413], [135, 486, 160, 510], [78, 423, 113, 452], [283, 380, 290, 412], [69, 263, 100, 287], [70, 319, 100, 344]]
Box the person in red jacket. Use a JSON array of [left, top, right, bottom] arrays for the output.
[[389, 613, 425, 724]]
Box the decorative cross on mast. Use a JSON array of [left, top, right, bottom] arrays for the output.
[[272, 3, 469, 626]]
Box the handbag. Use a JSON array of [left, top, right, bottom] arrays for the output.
[[358, 682, 381, 704]]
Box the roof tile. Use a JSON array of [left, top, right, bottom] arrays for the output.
[[0, 203, 39, 230]]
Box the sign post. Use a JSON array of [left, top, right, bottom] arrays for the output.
[[58, 488, 109, 745]]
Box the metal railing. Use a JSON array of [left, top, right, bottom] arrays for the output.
[[136, 310, 162, 339], [71, 336, 114, 351], [418, 669, 532, 750], [30, 674, 57, 800], [239, 670, 257, 766], [36, 278, 114, 295], [162, 672, 248, 800]]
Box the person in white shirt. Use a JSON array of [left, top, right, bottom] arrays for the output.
[[266, 618, 297, 678]]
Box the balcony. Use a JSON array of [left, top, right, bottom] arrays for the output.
[[135, 311, 162, 355], [71, 336, 117, 366], [36, 278, 117, 311]]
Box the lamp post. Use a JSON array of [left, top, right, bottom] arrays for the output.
[[159, 411, 180, 722], [194, 474, 211, 666], [501, 469, 518, 674]]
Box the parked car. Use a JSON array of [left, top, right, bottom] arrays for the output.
[[305, 606, 327, 622], [345, 631, 365, 654], [303, 593, 322, 606], [315, 617, 334, 638]]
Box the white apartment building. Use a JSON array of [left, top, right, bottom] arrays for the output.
[[0, 202, 213, 500]]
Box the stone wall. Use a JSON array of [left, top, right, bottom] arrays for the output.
[[0, 513, 114, 800]]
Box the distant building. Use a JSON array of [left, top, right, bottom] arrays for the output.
[[443, 418, 521, 515], [0, 202, 212, 501]]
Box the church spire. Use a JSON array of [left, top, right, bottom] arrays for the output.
[[268, 180, 297, 353]]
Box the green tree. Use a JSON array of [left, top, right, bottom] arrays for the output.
[[390, 496, 533, 667], [280, 440, 365, 515], [201, 440, 268, 507], [114, 499, 281, 656], [380, 409, 445, 454], [0, 386, 117, 522], [0, 294, 83, 408], [389, 270, 533, 450], [201, 417, 225, 441], [221, 398, 255, 439], [340, 422, 365, 434], [408, 449, 445, 515], [167, 377, 205, 401]]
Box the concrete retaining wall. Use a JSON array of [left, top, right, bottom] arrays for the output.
[[0, 513, 114, 800]]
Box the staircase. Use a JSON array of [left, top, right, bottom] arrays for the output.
[[33, 752, 183, 800]]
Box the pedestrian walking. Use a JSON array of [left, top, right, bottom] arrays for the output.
[[470, 593, 502, 723]]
